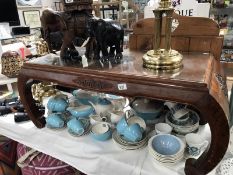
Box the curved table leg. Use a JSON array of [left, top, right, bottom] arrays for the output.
[[185, 97, 229, 175], [18, 74, 46, 128]]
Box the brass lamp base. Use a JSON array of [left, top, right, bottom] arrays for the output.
[[142, 49, 183, 70]]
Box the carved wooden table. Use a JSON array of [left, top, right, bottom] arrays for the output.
[[18, 50, 229, 175]]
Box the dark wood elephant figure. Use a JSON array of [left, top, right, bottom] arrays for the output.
[[40, 9, 66, 54], [88, 18, 124, 60], [40, 8, 95, 61]]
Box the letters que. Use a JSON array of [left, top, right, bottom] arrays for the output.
[[172, 0, 194, 17]]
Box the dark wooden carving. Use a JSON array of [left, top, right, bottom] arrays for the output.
[[40, 6, 94, 60], [73, 77, 114, 91], [88, 18, 124, 60], [41, 1, 124, 61]]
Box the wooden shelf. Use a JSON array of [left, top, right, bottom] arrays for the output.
[[212, 4, 233, 9], [0, 73, 17, 100], [93, 1, 121, 6], [223, 46, 233, 49], [221, 62, 233, 80], [17, 6, 43, 9]]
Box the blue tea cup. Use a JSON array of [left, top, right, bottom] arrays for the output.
[[91, 122, 112, 141], [72, 90, 99, 105], [46, 113, 65, 128], [123, 123, 142, 142], [116, 117, 128, 135], [67, 118, 85, 135], [67, 105, 94, 119], [47, 95, 68, 112]]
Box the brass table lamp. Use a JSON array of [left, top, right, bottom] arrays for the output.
[[143, 0, 183, 70]]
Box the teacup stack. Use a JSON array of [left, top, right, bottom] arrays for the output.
[[67, 90, 127, 140], [67, 118, 91, 137], [148, 122, 172, 139], [164, 102, 200, 135], [113, 113, 148, 150], [45, 94, 69, 129], [46, 113, 67, 130], [90, 122, 112, 141]]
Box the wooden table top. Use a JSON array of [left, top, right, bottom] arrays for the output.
[[25, 50, 213, 89]]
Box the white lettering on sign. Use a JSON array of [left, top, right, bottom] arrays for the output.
[[118, 84, 127, 91], [145, 0, 210, 18], [175, 9, 194, 16], [172, 0, 198, 17]]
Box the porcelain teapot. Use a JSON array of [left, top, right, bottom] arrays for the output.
[[88, 98, 113, 115], [130, 98, 164, 122]]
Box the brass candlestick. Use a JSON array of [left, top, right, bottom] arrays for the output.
[[143, 0, 183, 70]]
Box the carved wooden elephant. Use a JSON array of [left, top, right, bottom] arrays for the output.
[[40, 8, 95, 61], [40, 9, 65, 53], [88, 18, 124, 60]]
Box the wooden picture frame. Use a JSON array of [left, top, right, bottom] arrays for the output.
[[23, 10, 41, 28]]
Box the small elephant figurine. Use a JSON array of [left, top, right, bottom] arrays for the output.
[[88, 18, 124, 60]]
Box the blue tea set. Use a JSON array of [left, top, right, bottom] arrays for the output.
[[44, 89, 206, 165]]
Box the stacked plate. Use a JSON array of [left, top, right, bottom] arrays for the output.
[[229, 126, 233, 155], [68, 119, 91, 137], [148, 134, 185, 165], [112, 130, 148, 150], [165, 110, 199, 135]]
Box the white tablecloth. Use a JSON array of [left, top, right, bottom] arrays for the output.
[[0, 114, 229, 175]]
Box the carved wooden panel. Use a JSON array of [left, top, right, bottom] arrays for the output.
[[73, 77, 114, 91], [129, 14, 223, 60], [132, 14, 220, 37], [129, 34, 137, 50], [211, 37, 224, 60], [170, 37, 190, 52], [136, 35, 154, 51], [189, 37, 212, 53], [133, 18, 154, 35]]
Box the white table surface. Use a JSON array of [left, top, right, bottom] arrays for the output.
[[0, 65, 17, 85], [0, 72, 17, 99], [0, 113, 229, 175]]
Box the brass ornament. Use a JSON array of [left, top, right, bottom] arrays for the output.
[[143, 0, 183, 70], [31, 82, 58, 104], [1, 51, 24, 78], [35, 39, 49, 56], [143, 49, 183, 70]]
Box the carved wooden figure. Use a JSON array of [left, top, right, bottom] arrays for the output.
[[88, 18, 124, 60], [41, 0, 95, 60]]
